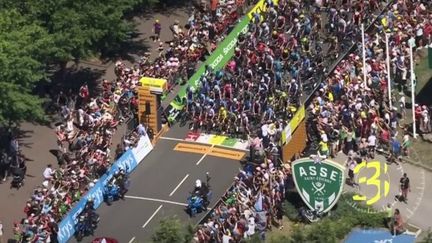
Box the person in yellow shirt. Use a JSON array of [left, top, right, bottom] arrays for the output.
[[319, 140, 329, 157], [218, 107, 227, 123]]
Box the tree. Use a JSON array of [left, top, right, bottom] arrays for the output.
[[0, 9, 50, 125], [152, 216, 193, 243], [6, 0, 149, 68]]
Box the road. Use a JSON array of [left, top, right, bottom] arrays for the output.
[[332, 152, 432, 232], [75, 124, 244, 242]]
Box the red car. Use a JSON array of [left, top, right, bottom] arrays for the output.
[[92, 237, 119, 243]]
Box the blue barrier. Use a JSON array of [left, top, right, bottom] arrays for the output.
[[57, 134, 153, 243]]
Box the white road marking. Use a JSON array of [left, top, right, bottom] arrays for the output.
[[128, 236, 136, 243], [125, 195, 189, 206], [142, 204, 163, 228], [169, 174, 190, 197], [196, 144, 215, 165], [160, 136, 183, 142], [406, 208, 414, 216], [160, 136, 248, 151], [124, 195, 211, 210]]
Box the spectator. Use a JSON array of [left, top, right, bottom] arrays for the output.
[[42, 164, 54, 181], [399, 173, 410, 203], [153, 19, 162, 42]]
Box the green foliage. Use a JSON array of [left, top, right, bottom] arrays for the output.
[[0, 0, 161, 124], [152, 216, 194, 243], [0, 9, 49, 125], [246, 234, 263, 243], [0, 83, 46, 125], [282, 201, 299, 222], [280, 193, 387, 242], [420, 229, 432, 243]]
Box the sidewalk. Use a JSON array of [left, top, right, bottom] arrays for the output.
[[0, 7, 190, 240]]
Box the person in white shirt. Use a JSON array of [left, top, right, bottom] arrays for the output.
[[43, 164, 54, 181], [367, 134, 377, 158]]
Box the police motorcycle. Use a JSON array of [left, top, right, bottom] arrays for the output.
[[186, 172, 213, 217], [104, 168, 130, 205], [75, 199, 100, 241], [299, 205, 326, 223]]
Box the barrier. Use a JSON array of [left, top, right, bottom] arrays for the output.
[[57, 134, 153, 243], [167, 0, 279, 119]]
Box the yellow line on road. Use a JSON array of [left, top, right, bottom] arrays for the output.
[[174, 143, 245, 160]]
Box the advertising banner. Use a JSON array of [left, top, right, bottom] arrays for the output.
[[289, 105, 305, 133], [139, 77, 167, 94], [57, 134, 153, 243], [291, 158, 345, 213]]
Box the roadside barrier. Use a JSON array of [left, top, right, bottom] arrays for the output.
[[57, 132, 153, 243]]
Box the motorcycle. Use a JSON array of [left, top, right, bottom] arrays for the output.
[[186, 172, 212, 217], [104, 170, 130, 205], [104, 183, 121, 205], [75, 206, 100, 242], [299, 207, 325, 223]]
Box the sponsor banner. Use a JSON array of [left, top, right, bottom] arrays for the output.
[[289, 104, 305, 133], [345, 229, 415, 243], [281, 125, 292, 145], [291, 158, 345, 213], [131, 135, 153, 163], [186, 132, 249, 151], [58, 134, 153, 243], [247, 0, 279, 22], [139, 77, 167, 93]]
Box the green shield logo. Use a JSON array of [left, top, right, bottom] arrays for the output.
[[292, 158, 345, 213]]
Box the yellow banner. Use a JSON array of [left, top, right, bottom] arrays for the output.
[[247, 0, 279, 21], [139, 77, 167, 93], [289, 105, 305, 132]]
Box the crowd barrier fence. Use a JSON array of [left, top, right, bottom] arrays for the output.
[[57, 133, 153, 243]]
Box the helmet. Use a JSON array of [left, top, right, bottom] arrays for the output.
[[195, 179, 202, 188], [155, 19, 159, 23]]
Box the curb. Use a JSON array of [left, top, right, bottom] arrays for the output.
[[400, 156, 432, 173], [379, 149, 432, 173]]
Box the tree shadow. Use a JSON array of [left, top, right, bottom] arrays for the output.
[[417, 77, 432, 106], [127, 0, 194, 19], [49, 66, 106, 97], [99, 31, 151, 64]]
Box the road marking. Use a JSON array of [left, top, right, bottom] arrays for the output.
[[174, 143, 211, 154], [161, 136, 248, 151], [142, 205, 163, 228], [125, 195, 189, 206], [125, 195, 212, 210], [169, 174, 190, 197], [128, 236, 136, 243], [161, 136, 183, 142], [406, 208, 414, 216], [196, 144, 215, 165], [207, 147, 245, 160]]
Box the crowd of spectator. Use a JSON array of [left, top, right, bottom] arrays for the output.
[[181, 0, 387, 151], [307, 0, 432, 167], [192, 0, 397, 241], [195, 161, 292, 242], [4, 2, 246, 242], [136, 0, 244, 93]]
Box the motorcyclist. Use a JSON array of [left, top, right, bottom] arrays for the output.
[[194, 179, 209, 206], [116, 168, 128, 198]]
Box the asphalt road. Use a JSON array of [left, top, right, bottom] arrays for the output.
[[80, 127, 243, 242], [333, 152, 432, 232]]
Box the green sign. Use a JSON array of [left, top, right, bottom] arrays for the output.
[[292, 158, 345, 213]]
